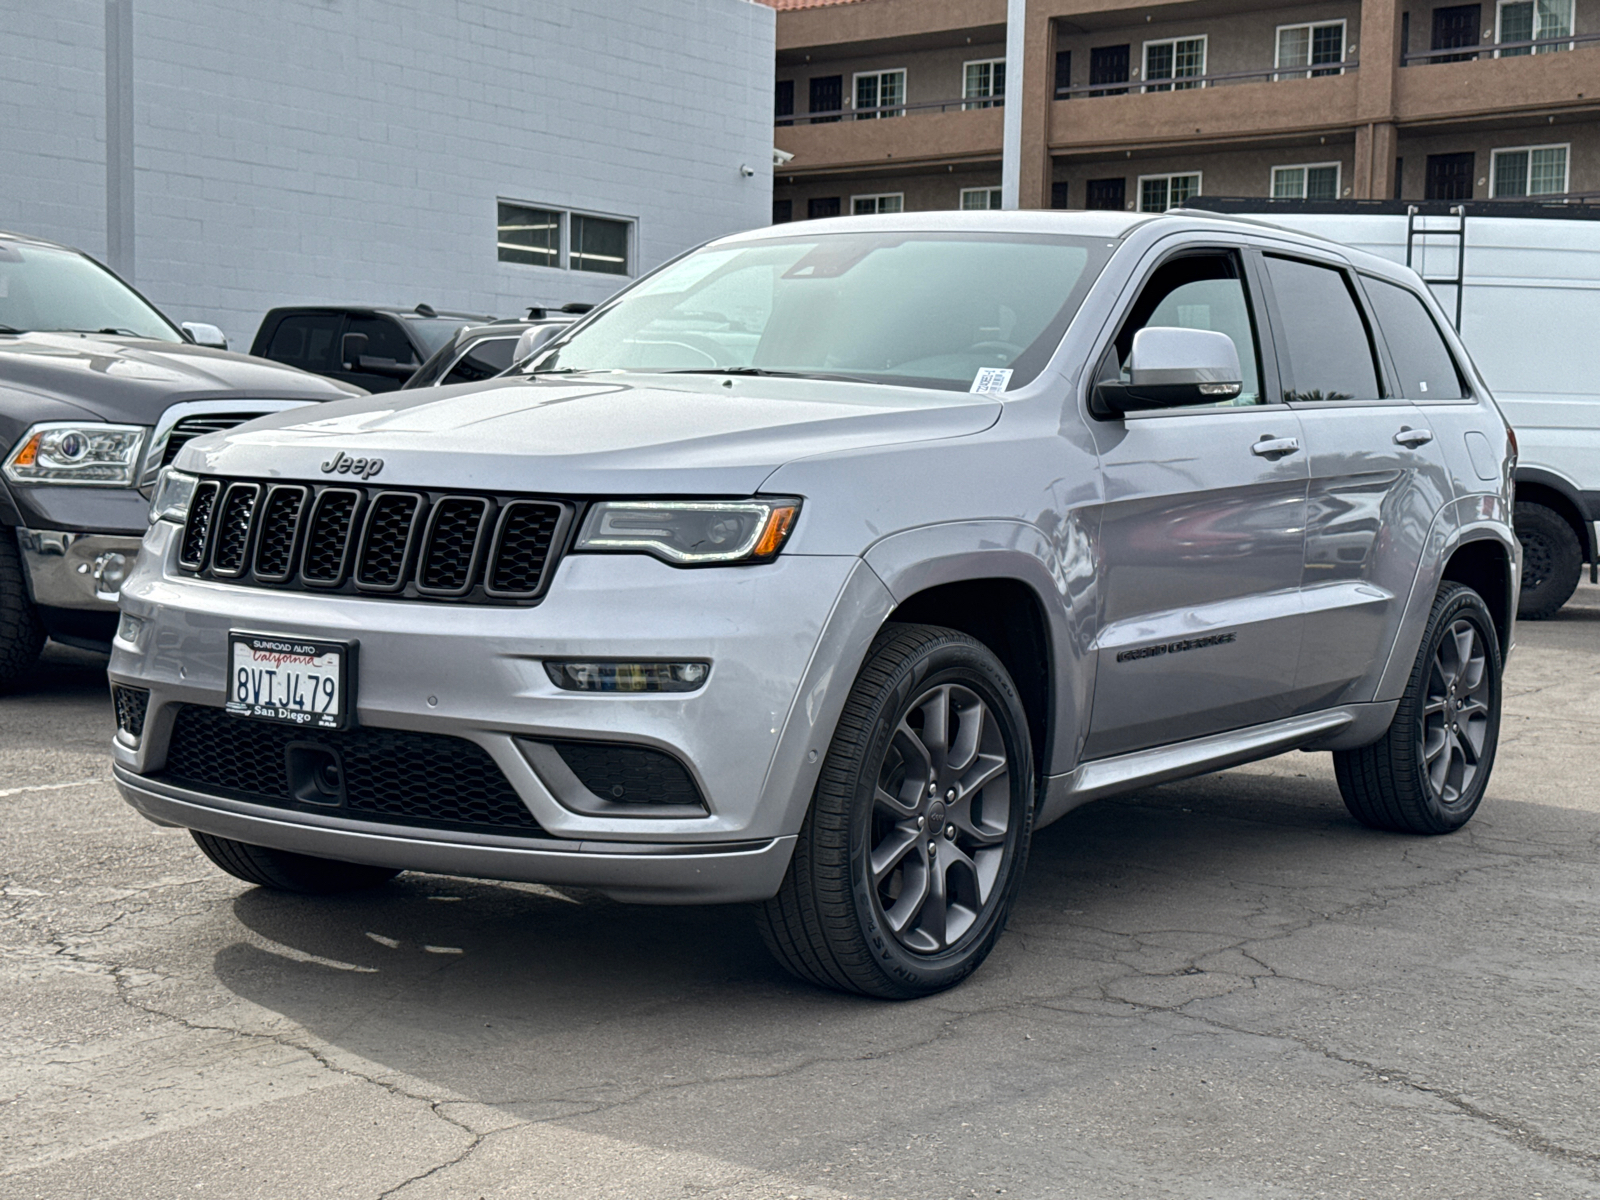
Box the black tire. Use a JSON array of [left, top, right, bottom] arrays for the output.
[[191, 830, 400, 894], [758, 623, 1035, 999], [1334, 583, 1501, 835], [1514, 500, 1582, 620], [0, 532, 46, 689]]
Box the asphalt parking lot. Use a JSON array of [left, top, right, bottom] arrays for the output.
[[3, 585, 1599, 1199]]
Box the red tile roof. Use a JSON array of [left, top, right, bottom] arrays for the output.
[[755, 0, 867, 9]]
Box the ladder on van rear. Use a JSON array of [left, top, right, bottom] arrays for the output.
[[1406, 204, 1467, 331]]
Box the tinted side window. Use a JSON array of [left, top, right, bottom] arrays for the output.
[[1263, 256, 1381, 402], [266, 314, 341, 371], [346, 316, 417, 365], [441, 336, 518, 386], [1364, 277, 1469, 399], [1111, 251, 1263, 406]]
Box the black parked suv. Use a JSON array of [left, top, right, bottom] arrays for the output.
[[403, 308, 587, 389], [250, 305, 493, 393]]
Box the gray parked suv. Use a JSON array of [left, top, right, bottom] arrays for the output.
[[109, 212, 1518, 998]]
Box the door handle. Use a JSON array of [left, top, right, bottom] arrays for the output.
[[1252, 436, 1301, 458], [1394, 427, 1435, 448]]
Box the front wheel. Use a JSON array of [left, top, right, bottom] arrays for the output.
[[1515, 500, 1582, 620], [1333, 583, 1502, 834], [0, 532, 45, 689], [758, 623, 1035, 999]]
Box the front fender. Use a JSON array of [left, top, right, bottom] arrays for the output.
[[861, 517, 1098, 779]]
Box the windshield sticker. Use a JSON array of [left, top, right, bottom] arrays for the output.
[[970, 367, 1013, 395]]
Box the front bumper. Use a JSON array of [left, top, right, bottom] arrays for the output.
[[109, 520, 895, 902], [114, 767, 797, 903], [17, 528, 143, 610]]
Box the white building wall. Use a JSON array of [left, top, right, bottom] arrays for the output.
[[1, 0, 775, 349]]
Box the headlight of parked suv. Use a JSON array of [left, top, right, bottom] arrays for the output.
[[3, 422, 147, 487], [575, 499, 800, 565], [148, 467, 199, 524]]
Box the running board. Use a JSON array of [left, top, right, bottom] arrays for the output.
[[1036, 709, 1357, 829]]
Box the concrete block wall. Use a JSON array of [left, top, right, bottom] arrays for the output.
[[1, 0, 775, 349]]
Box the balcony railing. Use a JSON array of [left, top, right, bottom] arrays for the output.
[[778, 95, 1001, 126], [1052, 59, 1359, 98], [1401, 29, 1600, 63]]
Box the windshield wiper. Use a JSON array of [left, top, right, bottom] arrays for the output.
[[0, 324, 22, 334], [663, 366, 873, 384]]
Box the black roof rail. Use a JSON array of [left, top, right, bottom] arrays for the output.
[[1182, 196, 1600, 222]]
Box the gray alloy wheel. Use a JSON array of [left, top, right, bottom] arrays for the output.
[[1334, 583, 1502, 835], [869, 681, 1014, 955], [758, 623, 1034, 999]]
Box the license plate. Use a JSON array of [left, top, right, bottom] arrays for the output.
[[226, 634, 352, 729]]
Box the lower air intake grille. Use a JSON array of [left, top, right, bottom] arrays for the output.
[[112, 685, 149, 739], [160, 704, 545, 836], [551, 740, 705, 808]]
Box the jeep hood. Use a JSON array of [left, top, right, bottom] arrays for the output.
[[0, 332, 360, 429], [178, 373, 1003, 494]]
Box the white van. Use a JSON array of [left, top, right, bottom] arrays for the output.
[[1189, 200, 1599, 618]]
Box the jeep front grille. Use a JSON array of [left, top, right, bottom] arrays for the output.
[[177, 476, 574, 605]]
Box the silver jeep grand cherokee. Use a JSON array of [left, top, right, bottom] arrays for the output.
[[109, 212, 1518, 998]]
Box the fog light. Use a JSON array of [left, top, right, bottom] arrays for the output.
[[544, 660, 709, 693]]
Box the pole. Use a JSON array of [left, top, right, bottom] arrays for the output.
[[1000, 0, 1025, 209]]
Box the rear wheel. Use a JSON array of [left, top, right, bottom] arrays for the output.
[[0, 532, 45, 689], [1334, 583, 1501, 834], [758, 624, 1035, 999], [191, 831, 400, 893], [1515, 500, 1582, 620]]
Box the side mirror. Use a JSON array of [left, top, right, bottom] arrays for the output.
[[512, 323, 566, 363], [180, 321, 228, 350], [340, 332, 369, 370], [1093, 327, 1243, 416]]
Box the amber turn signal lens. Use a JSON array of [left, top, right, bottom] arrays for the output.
[[753, 504, 798, 559], [11, 434, 39, 467]]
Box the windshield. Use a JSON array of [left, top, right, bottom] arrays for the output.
[[530, 230, 1112, 392], [404, 316, 475, 356], [0, 240, 181, 340]]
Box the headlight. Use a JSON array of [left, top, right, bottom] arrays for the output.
[[3, 422, 147, 486], [575, 499, 800, 565], [148, 467, 199, 524]]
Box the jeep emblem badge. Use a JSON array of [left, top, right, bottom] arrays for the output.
[[320, 451, 383, 479]]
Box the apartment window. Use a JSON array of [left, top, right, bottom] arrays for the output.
[[1272, 163, 1342, 200], [1497, 0, 1573, 53], [1143, 37, 1206, 91], [961, 187, 1003, 210], [1138, 173, 1201, 212], [854, 69, 906, 118], [852, 193, 904, 215], [963, 58, 1005, 109], [497, 202, 561, 268], [1276, 20, 1346, 78], [1491, 144, 1570, 196]]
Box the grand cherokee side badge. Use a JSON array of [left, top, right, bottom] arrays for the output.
[[1116, 631, 1236, 663], [320, 451, 383, 479]]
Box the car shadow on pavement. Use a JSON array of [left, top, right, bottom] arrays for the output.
[[205, 762, 1485, 1114]]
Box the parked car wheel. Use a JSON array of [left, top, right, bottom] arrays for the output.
[[1334, 583, 1502, 835], [1514, 500, 1582, 620], [758, 624, 1035, 999], [191, 831, 400, 893], [0, 534, 46, 689]]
